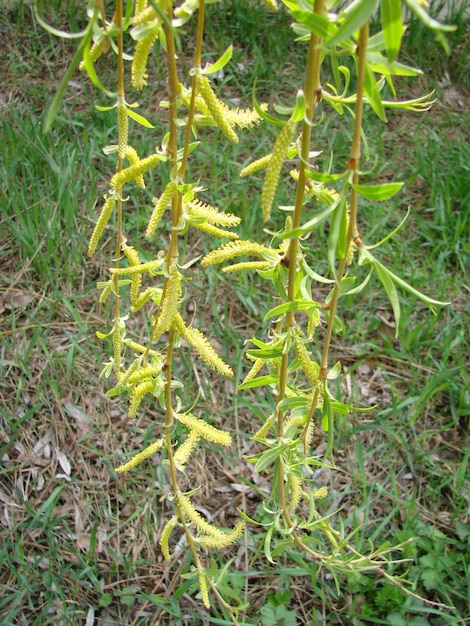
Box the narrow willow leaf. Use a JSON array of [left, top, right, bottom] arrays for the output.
[[352, 181, 403, 200], [127, 108, 154, 128], [263, 300, 321, 321], [238, 375, 278, 390], [327, 193, 348, 268], [367, 206, 411, 250], [254, 443, 291, 474], [252, 89, 285, 127], [364, 64, 386, 121], [381, 0, 403, 62], [246, 346, 284, 360], [291, 9, 337, 39], [367, 53, 421, 77], [328, 0, 378, 47], [373, 261, 401, 331], [203, 44, 233, 75]]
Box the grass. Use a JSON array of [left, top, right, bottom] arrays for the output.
[[1, 0, 469, 624]]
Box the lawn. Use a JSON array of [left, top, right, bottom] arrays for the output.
[[0, 1, 469, 625]]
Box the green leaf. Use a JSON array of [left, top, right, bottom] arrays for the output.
[[290, 89, 306, 123], [263, 300, 321, 321], [304, 170, 349, 184], [255, 443, 291, 473], [328, 191, 348, 268], [290, 9, 337, 40], [204, 45, 233, 75], [127, 108, 154, 128], [327, 361, 341, 380], [238, 375, 278, 390], [328, 0, 378, 47], [33, 5, 89, 39], [367, 205, 411, 249], [252, 88, 285, 127], [381, 0, 403, 62], [352, 181, 403, 200], [246, 347, 284, 360], [364, 63, 386, 121], [373, 259, 401, 331], [367, 52, 422, 77]]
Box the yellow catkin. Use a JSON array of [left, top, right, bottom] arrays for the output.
[[80, 38, 106, 70], [152, 271, 182, 340], [190, 220, 239, 240], [197, 521, 244, 549], [110, 258, 164, 276], [126, 364, 161, 384], [115, 438, 164, 473], [201, 240, 267, 267], [261, 121, 295, 222], [176, 412, 232, 446], [146, 181, 178, 237], [223, 103, 267, 129], [241, 358, 265, 383], [187, 200, 240, 227], [160, 515, 178, 561], [173, 313, 233, 377], [128, 379, 154, 418], [122, 244, 141, 306], [295, 339, 320, 386], [288, 473, 302, 511], [112, 318, 124, 372], [176, 492, 226, 538], [132, 5, 156, 25], [118, 98, 128, 159], [88, 196, 115, 255], [122, 338, 160, 357], [175, 0, 199, 18], [346, 240, 357, 266], [195, 74, 239, 144], [132, 25, 160, 90], [261, 0, 278, 9], [313, 486, 328, 499], [240, 154, 272, 177], [110, 153, 161, 189], [198, 570, 211, 609], [131, 286, 162, 312], [125, 146, 145, 188], [222, 261, 270, 274], [252, 412, 277, 440], [174, 430, 201, 471]]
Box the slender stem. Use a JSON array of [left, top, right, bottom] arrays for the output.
[[301, 21, 370, 447], [275, 0, 324, 513], [114, 0, 124, 323]]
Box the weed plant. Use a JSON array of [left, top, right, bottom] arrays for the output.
[[0, 1, 469, 624]]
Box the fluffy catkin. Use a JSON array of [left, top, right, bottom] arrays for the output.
[[146, 181, 178, 237], [195, 74, 239, 143], [132, 25, 159, 90], [261, 122, 295, 222], [88, 196, 115, 255], [110, 153, 161, 189]]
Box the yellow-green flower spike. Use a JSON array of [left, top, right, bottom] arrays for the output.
[[88, 195, 116, 255], [176, 412, 232, 446], [187, 200, 240, 227], [122, 338, 160, 357], [80, 37, 106, 70], [173, 313, 233, 377], [189, 220, 239, 240], [110, 153, 161, 189], [118, 98, 128, 159], [128, 380, 154, 418], [252, 412, 277, 440], [146, 181, 178, 237], [223, 103, 267, 129], [160, 515, 178, 561], [152, 271, 182, 340], [240, 154, 272, 177], [201, 240, 268, 267], [125, 146, 145, 188], [176, 492, 227, 538], [110, 258, 165, 277], [175, 0, 199, 19], [131, 286, 162, 313], [122, 244, 141, 305], [174, 430, 201, 472], [132, 5, 156, 25], [135, 0, 148, 15], [222, 261, 271, 274], [198, 570, 211, 609], [196, 521, 244, 549], [294, 339, 320, 386], [261, 0, 278, 9], [241, 357, 265, 384], [195, 74, 239, 144], [132, 24, 160, 90], [115, 437, 164, 473], [112, 317, 125, 372], [261, 121, 295, 222], [288, 473, 302, 511]]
